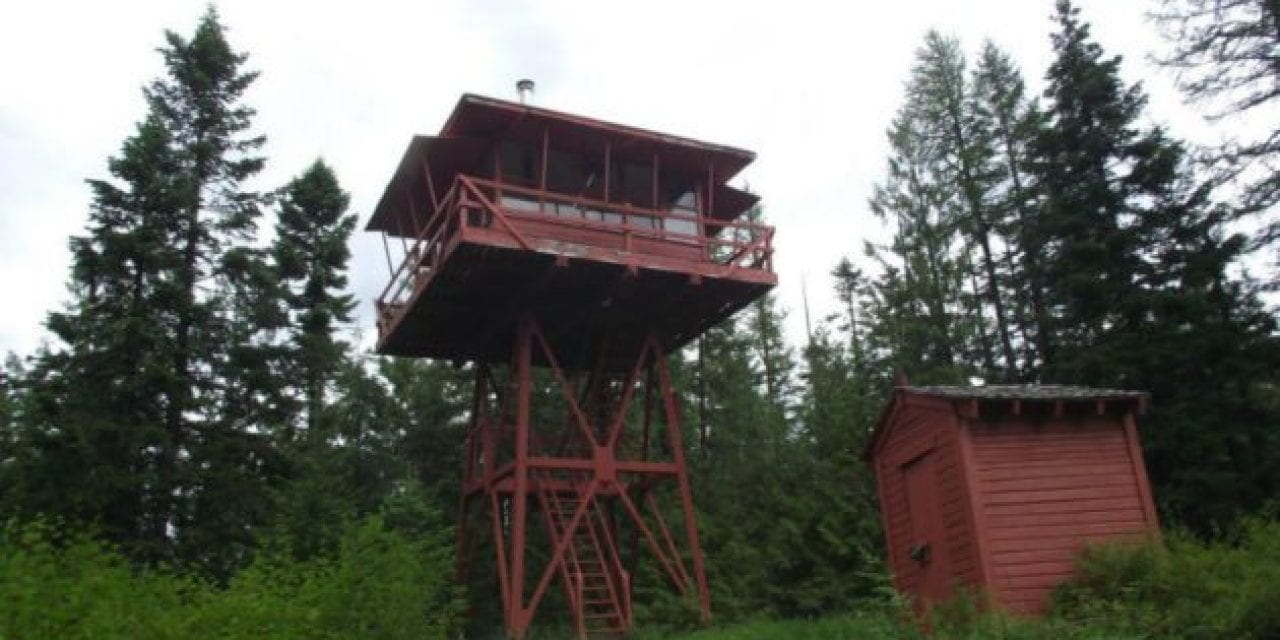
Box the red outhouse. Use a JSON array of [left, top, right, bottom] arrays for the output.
[[866, 385, 1160, 615]]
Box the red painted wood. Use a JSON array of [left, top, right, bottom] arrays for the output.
[[990, 516, 1144, 537], [871, 389, 1160, 618], [903, 449, 951, 607], [956, 421, 997, 593], [980, 461, 1136, 481], [983, 497, 1148, 517], [1123, 413, 1162, 536], [986, 508, 1147, 528], [873, 400, 984, 609]]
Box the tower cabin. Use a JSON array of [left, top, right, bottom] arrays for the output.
[[366, 94, 776, 370], [867, 385, 1160, 616]]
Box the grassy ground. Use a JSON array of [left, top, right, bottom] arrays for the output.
[[635, 614, 907, 639], [632, 609, 1137, 640]]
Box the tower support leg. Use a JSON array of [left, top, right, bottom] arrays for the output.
[[655, 347, 711, 621], [458, 317, 710, 638], [508, 317, 533, 637]]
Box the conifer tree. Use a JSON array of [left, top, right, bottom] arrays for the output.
[[382, 357, 470, 505], [9, 8, 271, 568], [1033, 0, 1156, 363], [1035, 0, 1280, 530], [867, 85, 968, 383], [741, 208, 798, 425], [973, 42, 1052, 374], [273, 159, 357, 437], [1153, 0, 1280, 268], [912, 32, 1019, 379]]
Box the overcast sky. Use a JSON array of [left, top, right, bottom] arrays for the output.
[[0, 0, 1223, 357]]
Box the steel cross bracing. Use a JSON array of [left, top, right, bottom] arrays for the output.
[[454, 316, 710, 639]]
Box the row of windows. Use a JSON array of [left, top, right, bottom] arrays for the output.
[[498, 193, 700, 237], [496, 141, 704, 215]]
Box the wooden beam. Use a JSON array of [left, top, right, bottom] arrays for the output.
[[652, 152, 659, 210], [380, 231, 394, 278], [421, 157, 440, 212], [603, 140, 611, 203], [405, 192, 422, 238]]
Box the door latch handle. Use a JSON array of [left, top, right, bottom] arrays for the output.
[[908, 541, 931, 563]]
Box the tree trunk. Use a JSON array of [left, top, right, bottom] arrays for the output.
[[946, 106, 1019, 378]]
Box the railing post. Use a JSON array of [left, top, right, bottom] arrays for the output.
[[621, 569, 632, 627], [574, 572, 585, 639]]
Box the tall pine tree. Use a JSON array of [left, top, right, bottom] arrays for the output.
[[1153, 0, 1280, 273], [273, 159, 357, 438], [1035, 0, 1280, 530], [7, 8, 272, 571]]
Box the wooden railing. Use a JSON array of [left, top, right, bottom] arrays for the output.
[[375, 175, 775, 335], [466, 177, 774, 272]]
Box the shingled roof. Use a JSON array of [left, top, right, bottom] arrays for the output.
[[864, 384, 1149, 462], [905, 384, 1147, 402]]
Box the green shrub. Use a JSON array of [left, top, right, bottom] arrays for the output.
[[1053, 517, 1280, 639], [0, 519, 196, 639], [0, 515, 461, 640]]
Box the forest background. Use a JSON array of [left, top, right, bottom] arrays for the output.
[[1, 1, 1278, 638]]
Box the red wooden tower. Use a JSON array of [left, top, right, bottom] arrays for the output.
[[366, 92, 775, 638]]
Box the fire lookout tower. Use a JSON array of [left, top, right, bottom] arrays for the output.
[[366, 92, 776, 638]]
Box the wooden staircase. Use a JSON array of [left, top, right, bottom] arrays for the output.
[[542, 486, 631, 638]]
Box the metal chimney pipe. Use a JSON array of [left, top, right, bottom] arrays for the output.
[[516, 79, 535, 105]]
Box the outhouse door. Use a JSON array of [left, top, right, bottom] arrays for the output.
[[902, 449, 951, 606]]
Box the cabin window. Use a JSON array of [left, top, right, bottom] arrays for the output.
[[503, 195, 541, 213], [499, 141, 538, 186], [545, 150, 585, 193], [544, 149, 605, 219], [664, 189, 699, 237], [629, 214, 657, 230], [610, 160, 653, 207]]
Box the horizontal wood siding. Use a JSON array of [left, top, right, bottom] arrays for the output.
[[971, 418, 1151, 614], [876, 399, 980, 604]]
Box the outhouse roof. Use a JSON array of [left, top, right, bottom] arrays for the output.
[[865, 384, 1149, 462], [906, 384, 1147, 402]]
